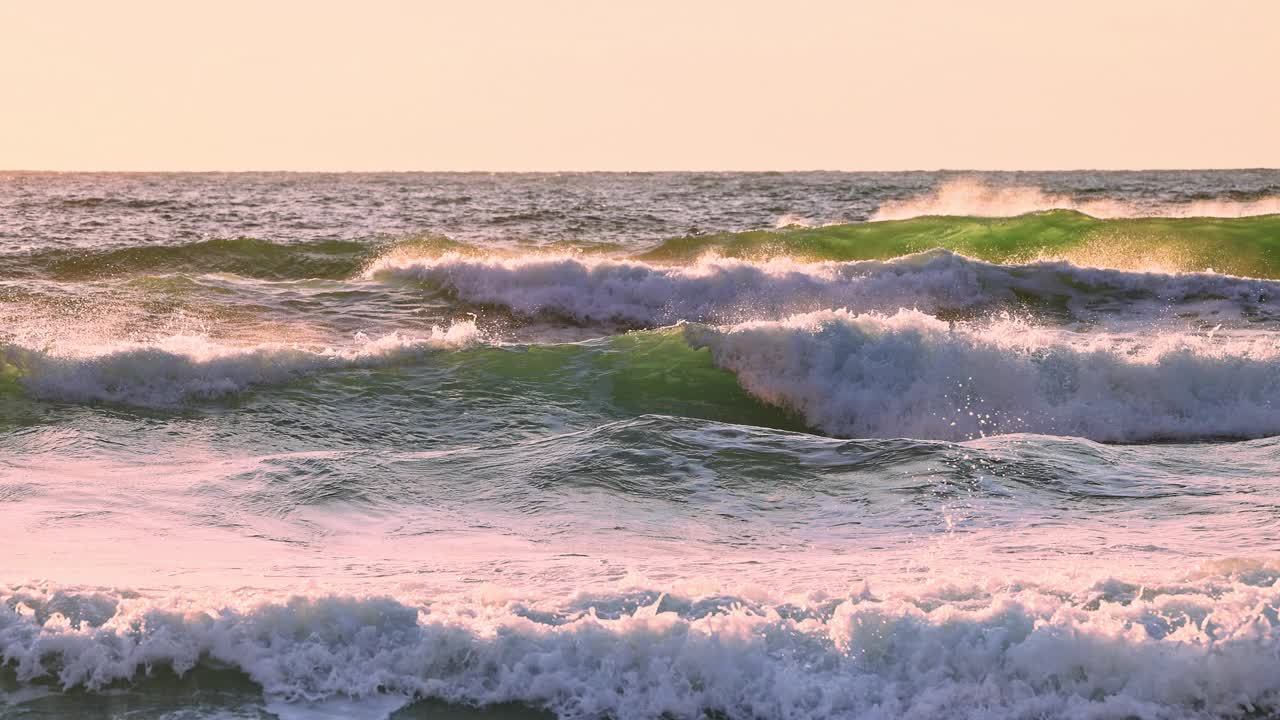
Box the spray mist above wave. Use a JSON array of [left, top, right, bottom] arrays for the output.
[[689, 309, 1280, 443], [3, 569, 1278, 720], [871, 177, 1280, 221], [369, 250, 1280, 326], [0, 322, 479, 407]]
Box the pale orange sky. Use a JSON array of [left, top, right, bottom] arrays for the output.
[[1, 0, 1276, 171]]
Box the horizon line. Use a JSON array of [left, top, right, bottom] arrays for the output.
[[3, 167, 1279, 175]]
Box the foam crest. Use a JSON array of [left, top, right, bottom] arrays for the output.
[[689, 309, 1280, 442], [1, 575, 1276, 720], [369, 250, 1280, 326], [872, 178, 1280, 221], [369, 251, 998, 324], [0, 321, 479, 407]]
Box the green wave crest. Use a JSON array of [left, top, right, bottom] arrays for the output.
[[638, 210, 1280, 277]]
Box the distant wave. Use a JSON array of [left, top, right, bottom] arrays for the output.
[[4, 204, 1280, 285], [2, 571, 1277, 720], [0, 235, 464, 281], [639, 210, 1280, 278], [871, 177, 1280, 221]]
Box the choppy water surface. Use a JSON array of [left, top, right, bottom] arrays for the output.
[[2, 171, 1280, 719]]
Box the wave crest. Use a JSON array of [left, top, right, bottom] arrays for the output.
[[369, 250, 1280, 326], [637, 210, 1280, 278], [0, 322, 480, 407], [690, 309, 1280, 442]]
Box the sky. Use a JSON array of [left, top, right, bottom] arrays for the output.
[[1, 0, 1276, 171]]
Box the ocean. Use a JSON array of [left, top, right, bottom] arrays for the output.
[[2, 170, 1279, 719]]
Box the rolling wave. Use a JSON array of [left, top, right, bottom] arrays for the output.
[[638, 211, 1280, 278], [369, 249, 1280, 325], [3, 206, 1279, 286], [0, 322, 479, 407], [10, 313, 1280, 443], [690, 309, 1280, 442]]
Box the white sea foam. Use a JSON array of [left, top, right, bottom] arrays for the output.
[[872, 178, 1280, 221], [1, 571, 1277, 720], [368, 251, 982, 324], [689, 309, 1280, 442], [0, 321, 480, 407], [368, 250, 1280, 326]]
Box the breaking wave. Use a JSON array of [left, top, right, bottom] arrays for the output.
[[2, 571, 1278, 720], [369, 249, 1280, 325], [0, 322, 480, 407], [688, 309, 1280, 442], [11, 310, 1280, 443]]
